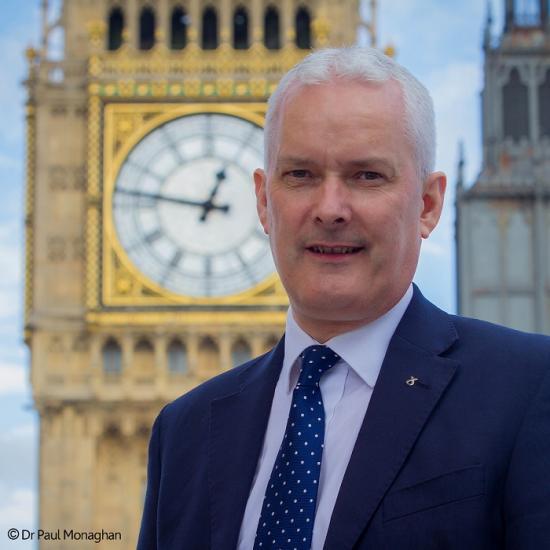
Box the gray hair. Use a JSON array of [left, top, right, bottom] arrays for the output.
[[264, 46, 436, 180]]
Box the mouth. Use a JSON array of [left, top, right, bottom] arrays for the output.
[[306, 244, 364, 255]]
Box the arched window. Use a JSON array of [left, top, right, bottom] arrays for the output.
[[168, 339, 188, 373], [102, 338, 122, 373], [202, 6, 218, 50], [514, 0, 541, 26], [139, 6, 156, 50], [503, 68, 530, 141], [231, 339, 252, 367], [233, 6, 249, 49], [170, 6, 188, 49], [539, 69, 550, 138], [295, 6, 311, 49], [107, 7, 124, 50], [264, 6, 280, 50]]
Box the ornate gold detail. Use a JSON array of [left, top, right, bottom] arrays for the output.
[[312, 17, 330, 47], [93, 102, 289, 308], [89, 44, 309, 99], [384, 44, 396, 58], [87, 21, 106, 49], [110, 251, 163, 299], [119, 80, 136, 97], [235, 83, 248, 96], [203, 83, 216, 96], [183, 79, 201, 96], [137, 83, 149, 96], [217, 78, 234, 97], [24, 101, 36, 336], [113, 112, 149, 154], [88, 82, 101, 95], [151, 80, 168, 97], [25, 47, 38, 62], [87, 310, 287, 327], [250, 78, 268, 97], [86, 92, 102, 310]]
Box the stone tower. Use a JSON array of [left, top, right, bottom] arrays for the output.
[[24, 0, 371, 547], [456, 0, 550, 333]]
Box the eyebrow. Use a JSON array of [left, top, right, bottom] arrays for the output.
[[276, 156, 316, 166], [276, 156, 397, 171]]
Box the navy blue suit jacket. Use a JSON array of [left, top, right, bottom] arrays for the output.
[[137, 286, 550, 549]]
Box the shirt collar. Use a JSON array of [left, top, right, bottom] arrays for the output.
[[282, 284, 413, 392]]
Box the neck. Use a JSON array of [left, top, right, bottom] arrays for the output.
[[289, 287, 412, 343], [290, 310, 375, 343]]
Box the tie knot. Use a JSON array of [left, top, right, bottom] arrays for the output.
[[297, 345, 340, 387]]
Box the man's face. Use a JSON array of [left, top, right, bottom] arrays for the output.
[[255, 79, 445, 338]]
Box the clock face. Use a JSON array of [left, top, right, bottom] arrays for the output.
[[112, 112, 275, 297]]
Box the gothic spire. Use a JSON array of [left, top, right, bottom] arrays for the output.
[[456, 141, 466, 191]]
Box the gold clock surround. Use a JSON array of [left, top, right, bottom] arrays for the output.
[[87, 100, 289, 324]]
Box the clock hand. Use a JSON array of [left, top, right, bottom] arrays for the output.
[[117, 188, 230, 213], [200, 168, 227, 222]]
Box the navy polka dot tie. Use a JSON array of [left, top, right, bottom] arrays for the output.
[[254, 345, 341, 549]]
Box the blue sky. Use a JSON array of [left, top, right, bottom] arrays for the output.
[[0, 0, 501, 543]]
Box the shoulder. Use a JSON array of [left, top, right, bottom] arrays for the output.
[[446, 314, 550, 396], [159, 352, 267, 425], [408, 285, 550, 366], [150, 336, 285, 440], [450, 313, 550, 359]]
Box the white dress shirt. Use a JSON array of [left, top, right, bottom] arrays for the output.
[[237, 285, 413, 549]]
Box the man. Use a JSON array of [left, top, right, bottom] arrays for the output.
[[137, 47, 550, 549]]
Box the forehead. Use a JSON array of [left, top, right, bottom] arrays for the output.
[[274, 79, 409, 160], [281, 78, 404, 126]]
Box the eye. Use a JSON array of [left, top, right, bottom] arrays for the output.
[[287, 170, 311, 179], [356, 170, 383, 180]]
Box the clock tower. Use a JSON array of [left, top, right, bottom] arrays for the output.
[[456, 0, 550, 333], [24, 0, 370, 547]]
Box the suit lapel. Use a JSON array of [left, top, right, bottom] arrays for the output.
[[324, 287, 460, 550], [208, 337, 285, 550]]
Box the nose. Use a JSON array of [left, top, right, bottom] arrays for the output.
[[312, 175, 352, 226]]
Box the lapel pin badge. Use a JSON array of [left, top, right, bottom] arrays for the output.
[[406, 376, 429, 389]]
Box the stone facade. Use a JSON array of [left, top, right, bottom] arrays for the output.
[[456, 0, 550, 334]]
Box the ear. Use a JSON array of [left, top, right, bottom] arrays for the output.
[[254, 168, 270, 235], [420, 171, 446, 239]]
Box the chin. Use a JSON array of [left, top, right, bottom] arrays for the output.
[[294, 288, 369, 319]]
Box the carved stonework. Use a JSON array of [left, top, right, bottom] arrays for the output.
[[456, 3, 550, 334]]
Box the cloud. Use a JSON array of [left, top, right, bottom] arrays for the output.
[[0, 361, 27, 395], [429, 62, 481, 111], [420, 239, 448, 258], [0, 217, 23, 324], [0, 486, 36, 532], [428, 60, 483, 182], [0, 6, 40, 149], [0, 151, 20, 170], [0, 422, 37, 484], [0, 421, 37, 539]]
